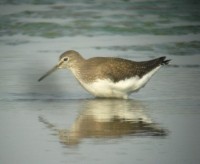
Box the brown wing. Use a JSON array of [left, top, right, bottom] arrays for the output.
[[81, 56, 170, 83], [101, 56, 170, 82]]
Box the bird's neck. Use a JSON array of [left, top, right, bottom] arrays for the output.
[[69, 59, 85, 80]]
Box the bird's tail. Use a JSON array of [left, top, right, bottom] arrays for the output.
[[160, 56, 171, 65]]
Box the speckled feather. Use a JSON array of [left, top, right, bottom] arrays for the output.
[[78, 56, 170, 83]]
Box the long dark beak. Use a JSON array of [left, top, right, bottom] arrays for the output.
[[38, 65, 58, 82], [38, 61, 63, 82]]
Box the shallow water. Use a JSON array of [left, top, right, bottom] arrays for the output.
[[0, 0, 200, 164]]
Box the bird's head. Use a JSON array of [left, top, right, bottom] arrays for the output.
[[38, 50, 83, 82]]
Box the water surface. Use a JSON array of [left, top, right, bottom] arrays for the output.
[[0, 0, 200, 164]]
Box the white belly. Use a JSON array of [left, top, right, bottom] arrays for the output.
[[78, 66, 161, 99]]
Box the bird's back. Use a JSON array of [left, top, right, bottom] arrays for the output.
[[80, 56, 169, 83]]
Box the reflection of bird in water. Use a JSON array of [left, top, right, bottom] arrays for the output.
[[39, 100, 168, 146]]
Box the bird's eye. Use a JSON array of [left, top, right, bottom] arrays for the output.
[[63, 58, 68, 61]]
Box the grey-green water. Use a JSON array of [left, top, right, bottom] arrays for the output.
[[0, 0, 200, 164]]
